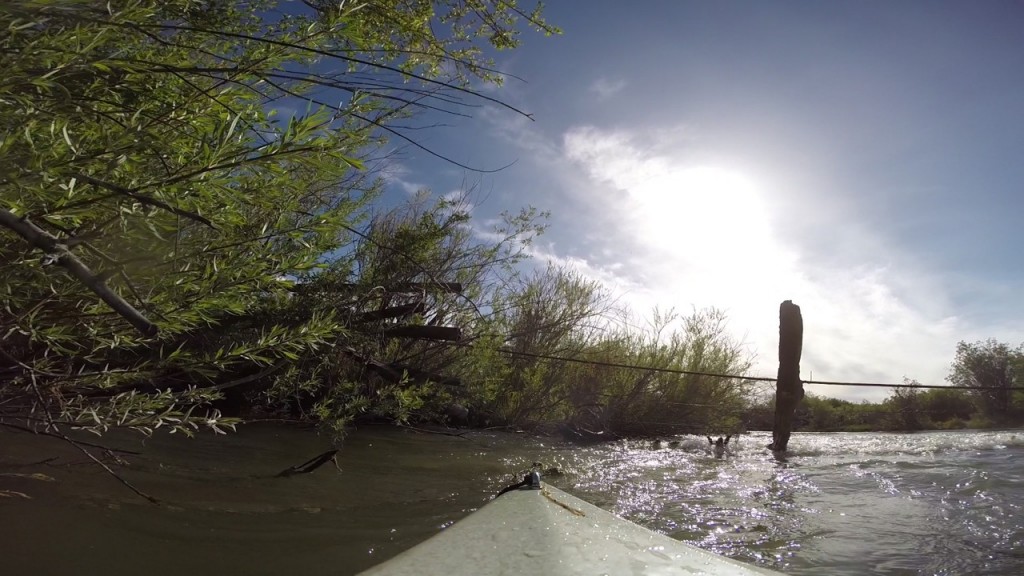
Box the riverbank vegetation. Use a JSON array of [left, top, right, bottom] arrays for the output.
[[2, 2, 1021, 450], [745, 338, 1024, 433], [744, 386, 984, 433]]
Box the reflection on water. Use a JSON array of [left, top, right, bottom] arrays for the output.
[[1, 425, 1022, 575], [561, 431, 1024, 576]]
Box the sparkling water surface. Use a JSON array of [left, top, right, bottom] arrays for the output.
[[1, 426, 1021, 575]]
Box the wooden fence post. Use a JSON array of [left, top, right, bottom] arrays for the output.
[[769, 300, 804, 452]]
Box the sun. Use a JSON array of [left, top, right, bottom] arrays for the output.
[[628, 166, 773, 262]]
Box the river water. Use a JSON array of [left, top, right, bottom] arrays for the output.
[[1, 425, 1021, 575]]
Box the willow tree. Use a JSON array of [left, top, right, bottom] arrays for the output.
[[258, 190, 548, 434], [0, 1, 556, 435], [947, 338, 1023, 423]]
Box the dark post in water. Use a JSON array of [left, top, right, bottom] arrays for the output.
[[769, 300, 804, 452]]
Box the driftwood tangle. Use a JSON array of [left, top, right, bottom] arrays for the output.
[[769, 300, 804, 452]]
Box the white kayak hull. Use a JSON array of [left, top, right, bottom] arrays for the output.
[[358, 482, 785, 575]]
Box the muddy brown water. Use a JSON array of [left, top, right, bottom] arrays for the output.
[[2, 424, 1022, 575]]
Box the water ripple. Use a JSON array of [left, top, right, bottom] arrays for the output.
[[548, 430, 1024, 575]]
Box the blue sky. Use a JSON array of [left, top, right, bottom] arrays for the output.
[[377, 1, 1024, 401]]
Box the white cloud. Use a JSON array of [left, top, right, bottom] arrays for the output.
[[478, 104, 560, 160], [378, 161, 429, 196], [467, 109, 1023, 402], [588, 77, 627, 100], [440, 189, 476, 215], [553, 125, 979, 401]]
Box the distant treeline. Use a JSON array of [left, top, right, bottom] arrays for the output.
[[746, 385, 1016, 434], [746, 337, 1024, 433]]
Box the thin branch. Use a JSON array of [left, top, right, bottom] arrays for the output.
[[28, 374, 159, 504], [144, 145, 321, 190], [338, 220, 487, 321], [0, 421, 142, 455], [256, 73, 514, 174], [131, 22, 534, 119], [209, 361, 288, 392], [352, 109, 519, 173], [397, 423, 470, 439], [72, 173, 216, 229]]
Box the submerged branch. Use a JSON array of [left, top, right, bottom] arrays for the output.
[[276, 449, 339, 477]]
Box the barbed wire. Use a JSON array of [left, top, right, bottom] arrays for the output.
[[457, 345, 1024, 392]]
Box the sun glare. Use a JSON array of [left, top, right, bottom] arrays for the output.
[[628, 166, 775, 268], [614, 164, 800, 378]]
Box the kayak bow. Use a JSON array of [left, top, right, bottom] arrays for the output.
[[359, 474, 785, 575]]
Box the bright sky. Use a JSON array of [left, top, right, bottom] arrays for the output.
[[382, 1, 1024, 402]]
